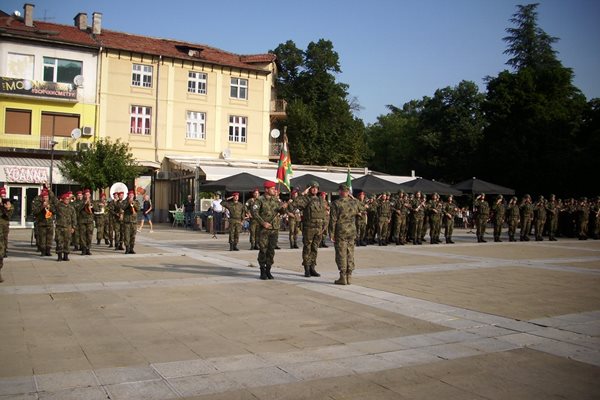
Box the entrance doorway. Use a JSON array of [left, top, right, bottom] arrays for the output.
[[6, 185, 40, 228]]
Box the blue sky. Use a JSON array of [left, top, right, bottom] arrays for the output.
[[4, 0, 599, 124]]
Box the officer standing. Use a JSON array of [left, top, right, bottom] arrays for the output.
[[53, 193, 77, 261], [474, 193, 490, 243], [506, 196, 520, 242], [355, 191, 368, 246], [546, 194, 560, 241], [376, 192, 392, 246], [329, 184, 361, 285], [443, 195, 458, 244], [410, 191, 426, 245], [245, 188, 260, 250], [93, 193, 108, 245], [108, 192, 120, 249], [293, 181, 328, 277], [534, 196, 547, 241], [71, 191, 83, 251], [222, 192, 246, 251], [77, 189, 95, 255], [32, 188, 54, 256], [287, 189, 301, 249], [427, 193, 443, 244], [520, 194, 534, 241], [122, 190, 140, 253], [492, 195, 506, 242], [251, 181, 288, 280]]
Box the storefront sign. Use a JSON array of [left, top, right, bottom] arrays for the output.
[[4, 166, 48, 183], [0, 77, 77, 100]]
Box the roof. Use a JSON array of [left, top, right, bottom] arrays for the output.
[[0, 13, 275, 72]]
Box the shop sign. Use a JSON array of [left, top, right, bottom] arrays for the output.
[[4, 166, 48, 183], [0, 77, 77, 100]]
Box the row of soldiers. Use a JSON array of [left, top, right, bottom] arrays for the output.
[[32, 186, 141, 261]]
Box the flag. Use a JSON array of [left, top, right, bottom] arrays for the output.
[[276, 140, 292, 190], [345, 168, 353, 193]]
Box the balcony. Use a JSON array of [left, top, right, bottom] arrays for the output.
[[0, 135, 78, 151], [270, 99, 287, 120]]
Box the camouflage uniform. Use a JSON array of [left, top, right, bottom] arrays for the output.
[[0, 196, 14, 280], [376, 194, 392, 245], [222, 198, 246, 251], [506, 197, 520, 242], [121, 196, 140, 253], [545, 195, 559, 241], [577, 198, 590, 240], [108, 196, 121, 249], [410, 193, 426, 245], [427, 194, 443, 244], [520, 195, 534, 241], [366, 197, 378, 244], [443, 196, 458, 244], [93, 197, 108, 245], [287, 192, 301, 249], [77, 196, 95, 255], [392, 192, 409, 245], [591, 197, 600, 240], [491, 195, 506, 242], [329, 187, 360, 285], [53, 198, 77, 261], [533, 197, 547, 241], [474, 195, 490, 243], [32, 191, 55, 256], [355, 194, 368, 246], [251, 187, 287, 280], [245, 192, 260, 250], [293, 185, 327, 277], [71, 196, 82, 251]]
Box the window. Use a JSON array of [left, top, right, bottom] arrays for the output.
[[188, 71, 207, 94], [132, 64, 153, 88], [230, 77, 248, 99], [41, 112, 80, 137], [130, 106, 152, 135], [228, 116, 247, 143], [5, 109, 32, 135], [43, 57, 82, 84], [7, 53, 34, 80], [186, 111, 206, 139]]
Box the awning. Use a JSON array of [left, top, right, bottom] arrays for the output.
[[0, 156, 74, 185], [137, 160, 161, 169]]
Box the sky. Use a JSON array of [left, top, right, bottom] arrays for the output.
[[3, 0, 599, 124]]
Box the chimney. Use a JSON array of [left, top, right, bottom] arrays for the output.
[[74, 13, 87, 30], [92, 12, 102, 34], [24, 3, 34, 27]]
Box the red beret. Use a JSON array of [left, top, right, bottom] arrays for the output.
[[232, 192, 239, 196], [100, 193, 106, 198], [41, 189, 49, 196], [128, 190, 135, 195], [83, 189, 90, 194], [0, 187, 6, 195], [76, 191, 83, 195], [60, 193, 70, 200], [252, 187, 260, 193], [264, 181, 276, 189]]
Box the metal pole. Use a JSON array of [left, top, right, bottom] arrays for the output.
[[49, 140, 58, 190]]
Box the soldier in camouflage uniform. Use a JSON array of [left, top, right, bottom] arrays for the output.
[[71, 191, 83, 251], [519, 194, 534, 241], [491, 195, 506, 242], [93, 193, 108, 245], [121, 190, 140, 253], [0, 187, 13, 282], [329, 184, 361, 285], [392, 191, 409, 245], [251, 181, 288, 280], [33, 188, 57, 256], [52, 192, 77, 261], [366, 196, 378, 244], [591, 196, 600, 240], [533, 195, 547, 241], [293, 181, 327, 277], [577, 197, 590, 240], [546, 194, 560, 241], [222, 192, 246, 251], [77, 189, 95, 255], [506, 196, 520, 242], [443, 195, 458, 244], [410, 191, 426, 245], [376, 192, 392, 246], [286, 189, 301, 249], [474, 193, 490, 243], [245, 188, 261, 250], [355, 192, 368, 246], [427, 193, 443, 244]]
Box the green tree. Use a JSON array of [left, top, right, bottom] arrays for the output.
[[59, 138, 142, 191], [271, 39, 368, 167]]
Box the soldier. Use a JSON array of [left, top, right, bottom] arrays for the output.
[[287, 189, 301, 249], [533, 195, 547, 241], [427, 193, 443, 244], [443, 195, 459, 244], [32, 188, 54, 256], [545, 194, 560, 241], [251, 181, 288, 280], [355, 191, 368, 246], [592, 196, 600, 240], [53, 192, 77, 261], [222, 192, 245, 251], [329, 184, 361, 285], [71, 190, 83, 251], [77, 189, 95, 255], [491, 195, 506, 242], [121, 190, 140, 253], [410, 191, 426, 245], [245, 188, 261, 250], [506, 196, 520, 242], [519, 194, 534, 241], [319, 191, 330, 248], [93, 193, 108, 245], [577, 197, 590, 240], [108, 192, 120, 249], [0, 187, 13, 282], [366, 195, 378, 244], [117, 191, 127, 250], [392, 191, 409, 245], [376, 192, 392, 246], [474, 193, 490, 243], [293, 181, 328, 277]]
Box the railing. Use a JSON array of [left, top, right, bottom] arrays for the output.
[[270, 99, 287, 114], [270, 141, 282, 158], [0, 135, 77, 151]]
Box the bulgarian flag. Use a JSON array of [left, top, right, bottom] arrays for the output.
[[276, 138, 292, 190]]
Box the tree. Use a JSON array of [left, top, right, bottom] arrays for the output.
[[59, 138, 142, 191], [271, 39, 368, 167]]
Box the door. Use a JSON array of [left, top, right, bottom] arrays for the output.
[[7, 186, 39, 228]]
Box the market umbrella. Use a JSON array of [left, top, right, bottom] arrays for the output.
[[290, 174, 340, 193], [350, 174, 403, 194], [199, 172, 273, 193], [398, 178, 462, 195], [452, 177, 515, 195]]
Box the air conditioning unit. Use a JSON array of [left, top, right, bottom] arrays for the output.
[[156, 171, 171, 180], [81, 126, 94, 136], [77, 142, 91, 151]]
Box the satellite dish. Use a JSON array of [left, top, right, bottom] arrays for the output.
[[73, 75, 84, 87], [270, 129, 280, 139], [13, 10, 21, 17], [70, 128, 82, 139], [221, 148, 232, 159], [109, 182, 128, 199]]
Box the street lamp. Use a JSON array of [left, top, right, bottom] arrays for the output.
[[49, 139, 58, 189]]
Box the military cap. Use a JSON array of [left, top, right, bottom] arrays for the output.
[[524, 194, 531, 199], [338, 183, 350, 192], [511, 196, 518, 201], [308, 180, 320, 188]]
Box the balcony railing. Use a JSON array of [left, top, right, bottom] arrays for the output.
[[270, 99, 287, 114], [270, 141, 282, 158], [0, 135, 78, 151]]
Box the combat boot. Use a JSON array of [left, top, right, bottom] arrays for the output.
[[334, 272, 347, 285], [63, 253, 70, 261], [233, 243, 239, 251], [118, 243, 125, 250], [346, 271, 352, 285], [265, 265, 274, 280], [109, 241, 113, 248], [229, 243, 234, 251], [309, 265, 320, 277], [304, 265, 311, 277], [293, 242, 299, 249], [105, 239, 110, 245], [86, 248, 92, 255], [57, 252, 62, 262], [97, 239, 101, 245], [129, 247, 136, 254], [125, 247, 130, 254], [259, 265, 268, 280], [0, 259, 3, 282]]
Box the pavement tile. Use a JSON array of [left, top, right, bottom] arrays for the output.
[[0, 377, 36, 396], [152, 359, 218, 379], [94, 365, 162, 385], [36, 386, 108, 400], [104, 380, 179, 400], [34, 370, 97, 392]]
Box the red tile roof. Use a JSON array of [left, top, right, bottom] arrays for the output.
[[0, 14, 275, 72]]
